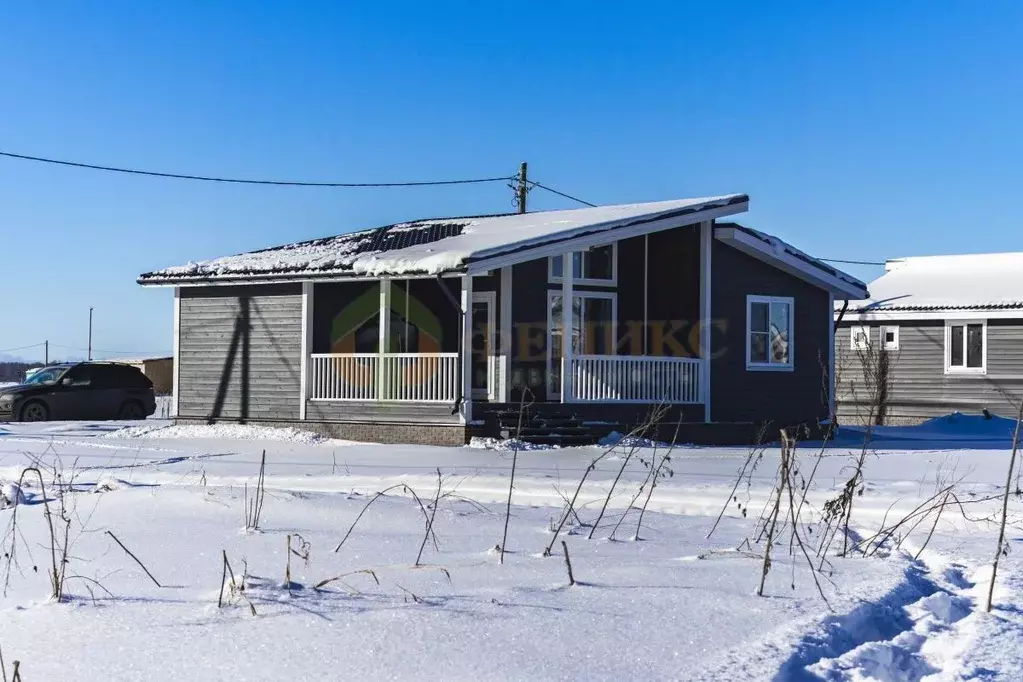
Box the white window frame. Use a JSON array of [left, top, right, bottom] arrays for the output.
[[546, 290, 618, 399], [746, 295, 795, 372], [850, 325, 871, 350], [548, 243, 618, 286], [880, 325, 899, 351], [944, 319, 987, 375]]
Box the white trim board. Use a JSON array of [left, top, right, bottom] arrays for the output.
[[466, 203, 748, 275], [715, 226, 867, 299]]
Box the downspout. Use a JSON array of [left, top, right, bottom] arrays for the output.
[[437, 274, 465, 415], [833, 299, 849, 333]]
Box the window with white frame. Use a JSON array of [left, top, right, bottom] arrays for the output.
[[945, 321, 986, 373], [747, 296, 794, 370], [880, 326, 899, 351], [850, 325, 871, 350], [548, 243, 617, 285]]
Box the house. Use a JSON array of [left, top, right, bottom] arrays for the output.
[[138, 195, 868, 445], [835, 252, 1023, 425], [117, 357, 174, 395]]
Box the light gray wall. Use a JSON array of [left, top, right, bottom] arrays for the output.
[[836, 320, 1023, 424], [178, 284, 303, 420]]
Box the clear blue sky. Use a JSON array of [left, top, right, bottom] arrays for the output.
[[1, 2, 1021, 362]]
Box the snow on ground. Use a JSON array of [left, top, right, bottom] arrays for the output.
[[0, 419, 1019, 680]]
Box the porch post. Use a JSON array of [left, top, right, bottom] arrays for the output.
[[172, 287, 180, 418], [299, 281, 314, 419], [828, 292, 836, 419], [378, 278, 391, 400], [700, 221, 713, 423], [561, 251, 574, 403], [500, 266, 513, 402], [460, 275, 473, 423]]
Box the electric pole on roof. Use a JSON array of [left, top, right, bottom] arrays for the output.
[[88, 307, 93, 361], [516, 161, 528, 214]]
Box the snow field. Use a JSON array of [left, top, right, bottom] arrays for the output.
[[0, 421, 1018, 680]]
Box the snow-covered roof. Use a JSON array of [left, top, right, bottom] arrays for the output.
[[138, 195, 748, 284], [847, 252, 1023, 313]]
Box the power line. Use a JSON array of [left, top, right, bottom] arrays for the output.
[[48, 343, 170, 356], [0, 150, 514, 188], [0, 343, 45, 355], [529, 181, 598, 207]]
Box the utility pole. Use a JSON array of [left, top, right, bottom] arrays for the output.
[[516, 161, 528, 214], [44, 340, 48, 365], [88, 307, 93, 360]]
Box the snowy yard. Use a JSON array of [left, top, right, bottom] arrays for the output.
[[0, 419, 1019, 680]]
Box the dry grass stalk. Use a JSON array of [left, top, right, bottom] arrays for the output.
[[416, 469, 443, 566], [986, 399, 1023, 612], [708, 423, 770, 539], [543, 413, 662, 556], [500, 388, 531, 564], [105, 530, 161, 587], [314, 568, 380, 591], [757, 430, 792, 597], [334, 483, 435, 554], [561, 540, 576, 586], [244, 450, 267, 531]]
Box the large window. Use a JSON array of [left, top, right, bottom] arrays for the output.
[[945, 321, 985, 374], [549, 244, 617, 285], [547, 291, 617, 396], [747, 296, 794, 371]]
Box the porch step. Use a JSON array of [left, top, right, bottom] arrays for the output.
[[479, 403, 625, 446]]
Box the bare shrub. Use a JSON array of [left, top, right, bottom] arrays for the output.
[[244, 450, 267, 531]]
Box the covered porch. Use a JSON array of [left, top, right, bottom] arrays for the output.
[[301, 228, 712, 424]]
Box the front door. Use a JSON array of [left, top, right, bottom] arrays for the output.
[[471, 292, 496, 400]]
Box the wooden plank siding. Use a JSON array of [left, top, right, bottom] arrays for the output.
[[836, 320, 1023, 423], [178, 284, 303, 420], [710, 239, 831, 425]]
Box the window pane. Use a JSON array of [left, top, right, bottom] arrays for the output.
[[949, 325, 964, 366], [750, 332, 769, 363], [967, 324, 983, 368], [551, 255, 563, 278], [584, 245, 614, 281], [572, 252, 583, 279], [583, 297, 613, 354], [750, 302, 769, 333]]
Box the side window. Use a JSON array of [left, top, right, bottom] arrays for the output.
[[880, 326, 899, 351], [91, 366, 122, 389], [747, 296, 794, 370], [850, 325, 871, 350], [63, 366, 94, 387], [945, 321, 985, 374]]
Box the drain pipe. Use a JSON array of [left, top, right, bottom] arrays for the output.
[[833, 299, 849, 333], [437, 274, 465, 416]]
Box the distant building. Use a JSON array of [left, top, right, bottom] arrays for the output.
[[118, 357, 174, 395]]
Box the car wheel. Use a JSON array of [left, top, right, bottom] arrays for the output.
[[118, 401, 144, 420], [20, 401, 49, 422]]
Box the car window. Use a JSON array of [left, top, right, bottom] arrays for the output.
[[90, 366, 123, 389], [63, 366, 94, 387]]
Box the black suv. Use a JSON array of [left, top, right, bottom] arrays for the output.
[[0, 362, 157, 422]]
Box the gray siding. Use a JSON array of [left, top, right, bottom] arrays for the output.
[[178, 284, 303, 420], [836, 320, 1023, 424], [710, 239, 831, 425]]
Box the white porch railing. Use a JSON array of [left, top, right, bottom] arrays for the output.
[[567, 355, 703, 403], [309, 353, 459, 402]]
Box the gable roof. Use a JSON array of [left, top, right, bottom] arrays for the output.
[[138, 195, 748, 285], [715, 223, 869, 300], [847, 251, 1023, 315]]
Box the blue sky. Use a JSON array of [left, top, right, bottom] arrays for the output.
[[1, 2, 1021, 362]]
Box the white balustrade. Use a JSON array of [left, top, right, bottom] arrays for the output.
[[569, 355, 703, 403], [309, 353, 458, 402]]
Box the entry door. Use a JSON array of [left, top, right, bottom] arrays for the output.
[[471, 292, 496, 400]]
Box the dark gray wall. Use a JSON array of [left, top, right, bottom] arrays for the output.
[[710, 240, 831, 425], [178, 284, 302, 420], [836, 320, 1023, 423]]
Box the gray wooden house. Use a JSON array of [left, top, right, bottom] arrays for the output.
[[139, 195, 867, 445], [836, 252, 1023, 424]]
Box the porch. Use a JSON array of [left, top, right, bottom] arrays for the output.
[[300, 228, 712, 425]]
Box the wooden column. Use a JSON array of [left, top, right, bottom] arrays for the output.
[[460, 275, 473, 423], [377, 279, 391, 400], [500, 266, 513, 402], [700, 221, 712, 423], [561, 251, 574, 403], [299, 281, 314, 418]]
